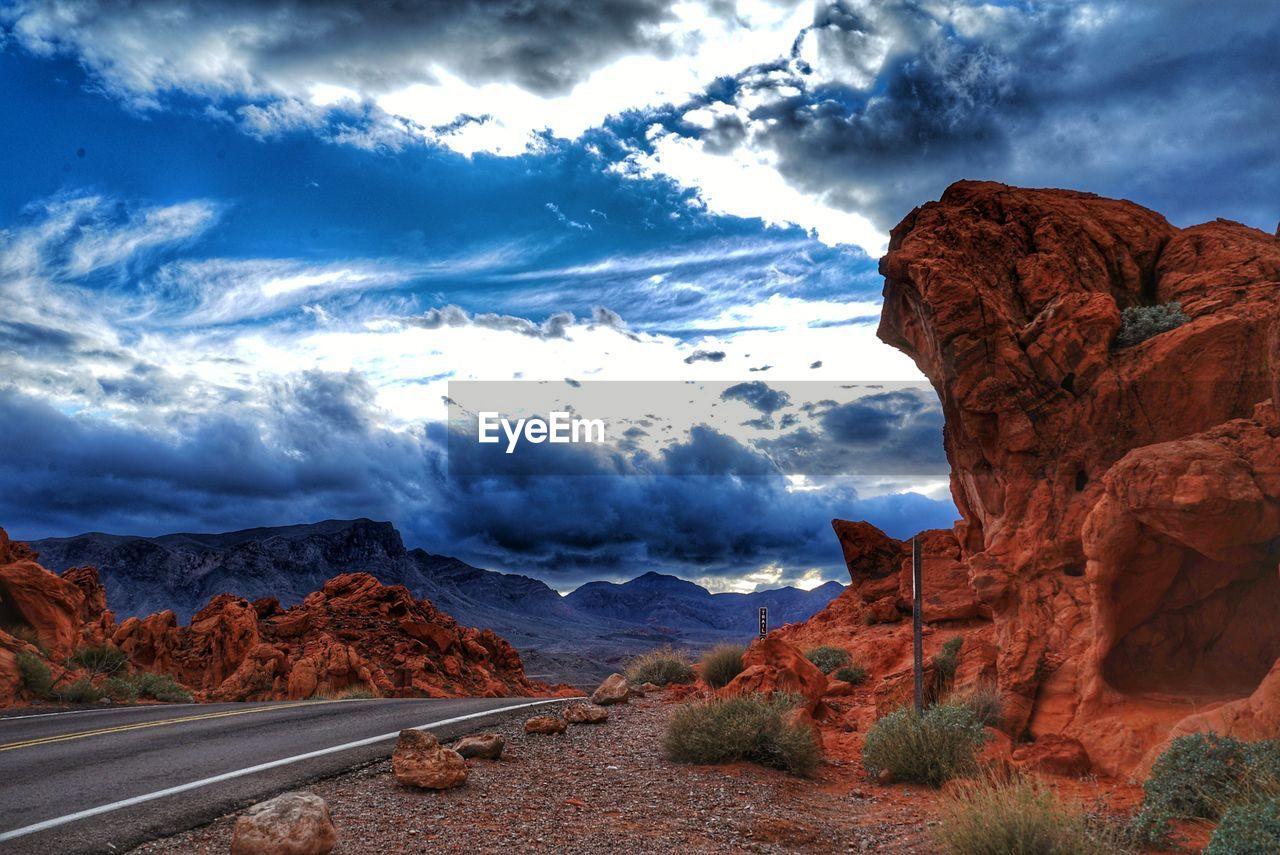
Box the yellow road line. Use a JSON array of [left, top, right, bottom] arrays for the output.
[[0, 701, 340, 753]]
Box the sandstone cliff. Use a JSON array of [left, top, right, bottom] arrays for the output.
[[785, 181, 1280, 777]]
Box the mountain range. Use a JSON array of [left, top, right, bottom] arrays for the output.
[[27, 519, 843, 684]]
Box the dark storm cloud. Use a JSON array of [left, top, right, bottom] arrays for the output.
[[6, 0, 683, 101], [653, 0, 1280, 233], [721, 381, 790, 414], [683, 349, 726, 364], [0, 384, 956, 587]]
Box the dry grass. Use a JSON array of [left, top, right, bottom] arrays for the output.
[[626, 646, 696, 686], [935, 773, 1138, 855], [698, 644, 746, 689], [664, 693, 821, 777]]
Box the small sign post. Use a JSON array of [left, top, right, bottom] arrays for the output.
[[912, 537, 924, 715], [759, 606, 768, 640]]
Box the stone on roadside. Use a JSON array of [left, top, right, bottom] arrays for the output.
[[392, 729, 468, 789], [231, 791, 337, 855], [640, 682, 662, 693], [524, 714, 568, 734], [563, 702, 609, 724], [452, 732, 505, 760], [590, 673, 630, 705]]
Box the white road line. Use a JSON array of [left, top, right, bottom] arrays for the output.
[[0, 697, 566, 843], [0, 704, 204, 722]]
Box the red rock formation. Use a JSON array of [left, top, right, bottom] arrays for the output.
[[722, 637, 829, 716], [0, 528, 564, 705], [112, 572, 560, 701], [789, 181, 1280, 777]]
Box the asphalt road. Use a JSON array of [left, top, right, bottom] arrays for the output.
[[0, 697, 566, 854]]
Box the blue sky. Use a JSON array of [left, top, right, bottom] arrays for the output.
[[1, 0, 1277, 592]]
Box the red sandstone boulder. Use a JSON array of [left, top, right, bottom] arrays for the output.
[[524, 714, 568, 735], [563, 702, 609, 724], [1011, 735, 1091, 777], [722, 637, 828, 714], [231, 791, 337, 855], [453, 733, 504, 760], [392, 730, 467, 789], [590, 673, 631, 706]]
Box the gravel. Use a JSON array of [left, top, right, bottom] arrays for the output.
[[129, 694, 933, 854]]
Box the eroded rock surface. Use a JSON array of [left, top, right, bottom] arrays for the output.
[[785, 181, 1280, 776]]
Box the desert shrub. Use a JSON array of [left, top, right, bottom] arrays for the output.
[[338, 687, 378, 699], [699, 644, 746, 689], [952, 681, 1003, 727], [862, 702, 988, 786], [626, 646, 696, 686], [69, 644, 129, 677], [927, 637, 965, 704], [132, 671, 194, 702], [102, 676, 140, 702], [1206, 798, 1280, 855], [1132, 732, 1280, 843], [1115, 301, 1190, 347], [804, 646, 851, 674], [664, 693, 821, 776], [55, 677, 102, 704], [834, 665, 867, 685], [936, 773, 1139, 855], [15, 650, 53, 697]]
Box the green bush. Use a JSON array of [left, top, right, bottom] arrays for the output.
[[927, 637, 964, 704], [953, 681, 1003, 727], [55, 677, 102, 705], [1115, 301, 1190, 347], [862, 703, 989, 787], [626, 646, 695, 686], [132, 671, 194, 702], [102, 676, 140, 702], [1207, 798, 1280, 855], [698, 644, 746, 689], [1133, 732, 1280, 843], [936, 774, 1139, 855], [69, 644, 129, 677], [664, 693, 821, 776], [834, 665, 867, 685], [804, 646, 851, 674], [16, 650, 53, 697]]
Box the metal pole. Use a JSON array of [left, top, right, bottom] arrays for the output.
[[912, 537, 924, 715]]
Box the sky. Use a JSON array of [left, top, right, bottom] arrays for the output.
[[1, 0, 1277, 593]]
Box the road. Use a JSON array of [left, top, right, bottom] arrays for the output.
[[0, 696, 566, 854]]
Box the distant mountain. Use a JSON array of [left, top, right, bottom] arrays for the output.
[[26, 519, 843, 683], [566, 571, 846, 636]]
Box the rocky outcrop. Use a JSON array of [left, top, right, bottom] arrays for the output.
[[0, 529, 565, 705], [722, 637, 829, 715], [790, 181, 1280, 777], [231, 791, 337, 855], [110, 572, 559, 701]]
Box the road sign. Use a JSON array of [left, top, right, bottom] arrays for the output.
[[759, 606, 768, 639]]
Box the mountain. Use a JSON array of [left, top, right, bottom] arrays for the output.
[[566, 571, 846, 636], [26, 519, 843, 683]]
